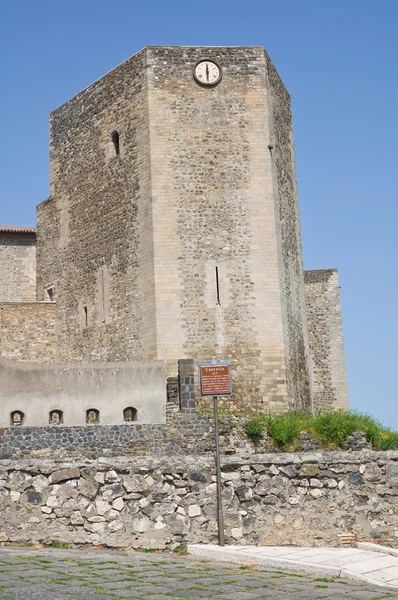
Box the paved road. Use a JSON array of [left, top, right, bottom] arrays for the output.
[[0, 547, 395, 599]]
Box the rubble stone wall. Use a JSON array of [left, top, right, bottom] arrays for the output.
[[1, 451, 397, 549], [0, 414, 265, 459]]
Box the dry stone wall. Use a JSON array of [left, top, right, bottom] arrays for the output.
[[1, 451, 398, 550]]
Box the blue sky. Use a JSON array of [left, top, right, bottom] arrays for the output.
[[1, 0, 397, 428]]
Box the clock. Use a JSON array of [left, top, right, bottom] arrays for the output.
[[193, 59, 222, 86]]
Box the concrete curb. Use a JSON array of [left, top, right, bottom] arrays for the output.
[[357, 542, 398, 558], [188, 544, 398, 590], [188, 544, 342, 578]]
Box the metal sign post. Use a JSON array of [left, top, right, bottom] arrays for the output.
[[198, 359, 232, 547], [213, 394, 224, 546]]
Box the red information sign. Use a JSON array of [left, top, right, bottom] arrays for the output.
[[199, 364, 232, 397]]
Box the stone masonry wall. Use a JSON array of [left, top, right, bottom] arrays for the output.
[[305, 269, 349, 410], [147, 46, 311, 413], [37, 48, 153, 363], [0, 232, 36, 302], [1, 451, 397, 549], [266, 56, 311, 411], [0, 302, 56, 362]]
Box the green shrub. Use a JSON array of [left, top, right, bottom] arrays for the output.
[[378, 430, 398, 451]]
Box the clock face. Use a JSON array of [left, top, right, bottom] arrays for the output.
[[194, 60, 221, 86]]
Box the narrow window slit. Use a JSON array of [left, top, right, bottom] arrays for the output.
[[215, 266, 221, 305], [111, 131, 120, 156], [83, 306, 88, 327]]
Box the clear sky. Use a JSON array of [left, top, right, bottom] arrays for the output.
[[1, 0, 397, 428]]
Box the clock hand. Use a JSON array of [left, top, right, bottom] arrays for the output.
[[206, 63, 209, 82]]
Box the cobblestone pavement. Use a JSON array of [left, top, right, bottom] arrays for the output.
[[0, 547, 396, 599]]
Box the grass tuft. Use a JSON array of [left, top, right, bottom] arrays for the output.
[[244, 410, 398, 451]]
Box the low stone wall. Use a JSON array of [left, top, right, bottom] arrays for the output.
[[0, 414, 269, 459], [1, 451, 398, 549]]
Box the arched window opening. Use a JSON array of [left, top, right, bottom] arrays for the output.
[[123, 407, 137, 422], [86, 408, 100, 424], [10, 411, 24, 426], [49, 410, 63, 425], [111, 131, 120, 156]]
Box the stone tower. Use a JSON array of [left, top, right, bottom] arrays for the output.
[[36, 46, 315, 412]]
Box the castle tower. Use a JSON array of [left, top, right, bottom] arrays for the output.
[[37, 46, 312, 412]]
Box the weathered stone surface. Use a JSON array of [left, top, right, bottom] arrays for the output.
[[5, 472, 32, 491], [348, 473, 364, 485], [254, 482, 271, 496], [132, 516, 151, 533], [364, 463, 383, 482], [105, 470, 120, 483], [87, 516, 106, 523], [387, 462, 398, 483], [70, 511, 84, 525], [279, 465, 298, 478], [309, 489, 323, 499], [78, 479, 99, 499], [188, 505, 201, 517], [96, 500, 112, 515], [235, 486, 253, 502], [166, 513, 190, 534], [21, 489, 42, 505], [49, 468, 80, 485], [102, 484, 125, 502], [299, 464, 320, 478], [31, 475, 49, 492], [112, 498, 124, 512], [123, 475, 148, 494], [309, 478, 323, 488]]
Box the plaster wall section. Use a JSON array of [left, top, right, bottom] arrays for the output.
[[0, 232, 36, 302], [304, 269, 349, 410], [38, 48, 156, 362], [0, 302, 56, 362], [146, 46, 290, 412], [265, 54, 311, 411], [0, 356, 166, 427]]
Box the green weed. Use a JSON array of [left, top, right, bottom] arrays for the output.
[[47, 541, 69, 549], [172, 543, 187, 555], [244, 410, 398, 451]]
